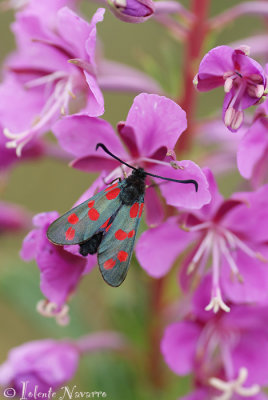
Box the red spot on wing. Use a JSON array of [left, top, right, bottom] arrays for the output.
[[130, 203, 139, 218], [115, 229, 127, 240], [88, 200, 95, 208], [101, 218, 110, 228], [105, 183, 118, 192], [106, 223, 112, 232], [65, 227, 75, 241], [139, 203, 144, 218], [128, 230, 135, 238], [118, 251, 128, 262], [104, 258, 116, 270], [106, 188, 120, 200], [88, 208, 100, 221], [68, 213, 79, 225]]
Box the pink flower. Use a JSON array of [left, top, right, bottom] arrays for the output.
[[195, 46, 266, 131], [20, 211, 96, 324], [0, 340, 79, 396], [53, 93, 211, 226], [0, 332, 126, 397], [237, 97, 268, 185], [1, 4, 105, 156], [161, 277, 268, 400], [136, 170, 268, 312]]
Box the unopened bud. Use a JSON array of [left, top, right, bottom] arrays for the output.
[[108, 0, 155, 23]]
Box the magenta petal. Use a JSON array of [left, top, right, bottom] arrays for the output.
[[223, 185, 268, 243], [150, 163, 211, 209], [197, 46, 234, 91], [144, 185, 164, 226], [37, 242, 86, 306], [20, 230, 40, 261], [232, 331, 268, 386], [56, 7, 93, 60], [123, 93, 187, 157], [53, 115, 124, 157], [221, 248, 268, 304], [237, 119, 268, 179], [85, 8, 106, 68], [161, 321, 201, 375], [191, 168, 223, 221], [83, 71, 105, 117], [136, 217, 192, 278]]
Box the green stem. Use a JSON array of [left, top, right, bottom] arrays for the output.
[[148, 277, 166, 389]]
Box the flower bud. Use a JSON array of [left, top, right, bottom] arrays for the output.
[[108, 0, 155, 23]]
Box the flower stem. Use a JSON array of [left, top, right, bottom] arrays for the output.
[[148, 277, 166, 389], [176, 0, 211, 154]]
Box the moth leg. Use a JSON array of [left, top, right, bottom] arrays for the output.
[[121, 165, 128, 179], [103, 176, 122, 185]]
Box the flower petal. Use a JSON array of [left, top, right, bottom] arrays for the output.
[[121, 93, 187, 157], [136, 217, 192, 278], [53, 115, 124, 158], [161, 321, 201, 375], [149, 163, 211, 209], [197, 46, 234, 91], [237, 118, 268, 179]]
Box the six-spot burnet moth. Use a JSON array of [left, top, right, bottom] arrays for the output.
[[47, 143, 198, 287]]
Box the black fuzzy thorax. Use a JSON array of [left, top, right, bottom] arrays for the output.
[[120, 168, 146, 205]]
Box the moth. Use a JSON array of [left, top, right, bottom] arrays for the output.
[[47, 143, 198, 287]]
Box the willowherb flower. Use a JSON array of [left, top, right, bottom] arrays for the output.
[[53, 93, 211, 226], [1, 3, 105, 156], [195, 45, 266, 132], [20, 211, 96, 324], [136, 169, 268, 313], [237, 96, 268, 185], [108, 0, 155, 23], [0, 340, 79, 396], [0, 332, 126, 398], [161, 277, 268, 400]]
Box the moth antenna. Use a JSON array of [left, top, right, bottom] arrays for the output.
[[96, 143, 137, 171], [96, 143, 198, 192], [144, 171, 198, 192]]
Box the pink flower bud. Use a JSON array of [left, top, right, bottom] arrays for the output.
[[108, 0, 155, 23]]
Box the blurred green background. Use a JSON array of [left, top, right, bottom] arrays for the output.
[[0, 1, 266, 399]]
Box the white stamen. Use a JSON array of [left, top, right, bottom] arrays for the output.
[[205, 288, 230, 313], [187, 231, 213, 274], [184, 221, 211, 232], [224, 107, 235, 127], [210, 367, 260, 400], [205, 239, 230, 313], [36, 299, 70, 326], [224, 229, 267, 262], [231, 110, 243, 131], [24, 71, 68, 89], [224, 77, 233, 93], [219, 238, 243, 283], [4, 78, 73, 156]]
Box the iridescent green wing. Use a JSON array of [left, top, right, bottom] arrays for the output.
[[98, 197, 144, 286], [47, 182, 123, 245]]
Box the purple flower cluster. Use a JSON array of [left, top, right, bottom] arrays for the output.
[[1, 0, 268, 399]]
